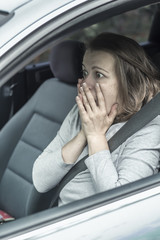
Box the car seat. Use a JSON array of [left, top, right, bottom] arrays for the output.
[[0, 40, 85, 219]]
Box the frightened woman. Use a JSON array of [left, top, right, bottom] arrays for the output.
[[32, 33, 160, 206]]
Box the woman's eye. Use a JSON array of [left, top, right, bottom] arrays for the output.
[[82, 69, 88, 79], [96, 72, 104, 79]]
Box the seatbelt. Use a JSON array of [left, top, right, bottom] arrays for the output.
[[49, 92, 160, 208]]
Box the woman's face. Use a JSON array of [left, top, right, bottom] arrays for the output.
[[82, 50, 122, 115]]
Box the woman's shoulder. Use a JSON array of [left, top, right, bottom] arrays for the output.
[[64, 104, 80, 128], [120, 115, 160, 150], [132, 115, 160, 140], [150, 115, 160, 124], [66, 104, 79, 121], [146, 115, 160, 129], [69, 104, 79, 115]]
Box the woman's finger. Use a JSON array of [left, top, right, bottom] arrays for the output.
[[77, 79, 84, 100], [78, 78, 84, 88], [96, 83, 106, 110], [82, 83, 97, 110], [76, 96, 87, 120], [80, 87, 92, 114], [108, 103, 118, 123]]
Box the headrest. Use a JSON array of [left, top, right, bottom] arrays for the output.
[[49, 40, 86, 84]]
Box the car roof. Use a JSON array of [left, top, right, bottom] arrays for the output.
[[0, 0, 32, 12], [0, 0, 83, 12], [0, 0, 115, 63], [0, 0, 91, 50]]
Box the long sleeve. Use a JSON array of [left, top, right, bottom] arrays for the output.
[[33, 108, 160, 206], [32, 105, 80, 193], [85, 115, 160, 192]]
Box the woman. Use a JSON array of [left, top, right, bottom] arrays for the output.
[[32, 33, 160, 206]]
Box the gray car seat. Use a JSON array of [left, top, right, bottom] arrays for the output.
[[0, 40, 85, 219]]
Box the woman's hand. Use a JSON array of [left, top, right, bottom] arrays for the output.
[[76, 82, 118, 138], [76, 82, 118, 155], [77, 78, 87, 136], [77, 78, 84, 102]]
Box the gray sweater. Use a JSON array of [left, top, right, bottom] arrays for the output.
[[32, 104, 160, 206]]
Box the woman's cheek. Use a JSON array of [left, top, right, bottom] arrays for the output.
[[103, 93, 114, 114]]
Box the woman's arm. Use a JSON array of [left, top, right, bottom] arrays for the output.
[[62, 129, 86, 164], [32, 105, 85, 193]]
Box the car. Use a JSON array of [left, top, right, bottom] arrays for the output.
[[0, 0, 160, 239]]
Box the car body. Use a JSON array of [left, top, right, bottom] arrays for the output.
[[0, 0, 160, 239]]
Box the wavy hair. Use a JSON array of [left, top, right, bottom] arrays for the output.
[[88, 32, 160, 122]]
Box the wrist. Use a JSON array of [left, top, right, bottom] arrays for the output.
[[87, 134, 109, 155], [87, 134, 106, 142], [62, 130, 86, 164], [78, 129, 87, 142]]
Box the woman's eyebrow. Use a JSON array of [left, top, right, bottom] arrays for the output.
[[92, 66, 109, 74], [82, 64, 109, 74]]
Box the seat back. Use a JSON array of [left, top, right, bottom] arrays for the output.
[[0, 40, 85, 218]]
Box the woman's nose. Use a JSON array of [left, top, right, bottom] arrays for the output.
[[84, 75, 95, 89]]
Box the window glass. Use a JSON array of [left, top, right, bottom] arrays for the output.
[[32, 4, 156, 63], [70, 5, 156, 44]]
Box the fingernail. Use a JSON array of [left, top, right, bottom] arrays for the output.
[[83, 82, 86, 86], [76, 96, 80, 100], [96, 83, 99, 87]]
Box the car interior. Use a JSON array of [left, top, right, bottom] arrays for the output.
[[0, 1, 160, 227], [0, 40, 85, 219]]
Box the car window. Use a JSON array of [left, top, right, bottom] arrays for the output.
[[70, 5, 156, 44], [32, 4, 156, 64]]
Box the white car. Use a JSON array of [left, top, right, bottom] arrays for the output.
[[0, 0, 160, 239]]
